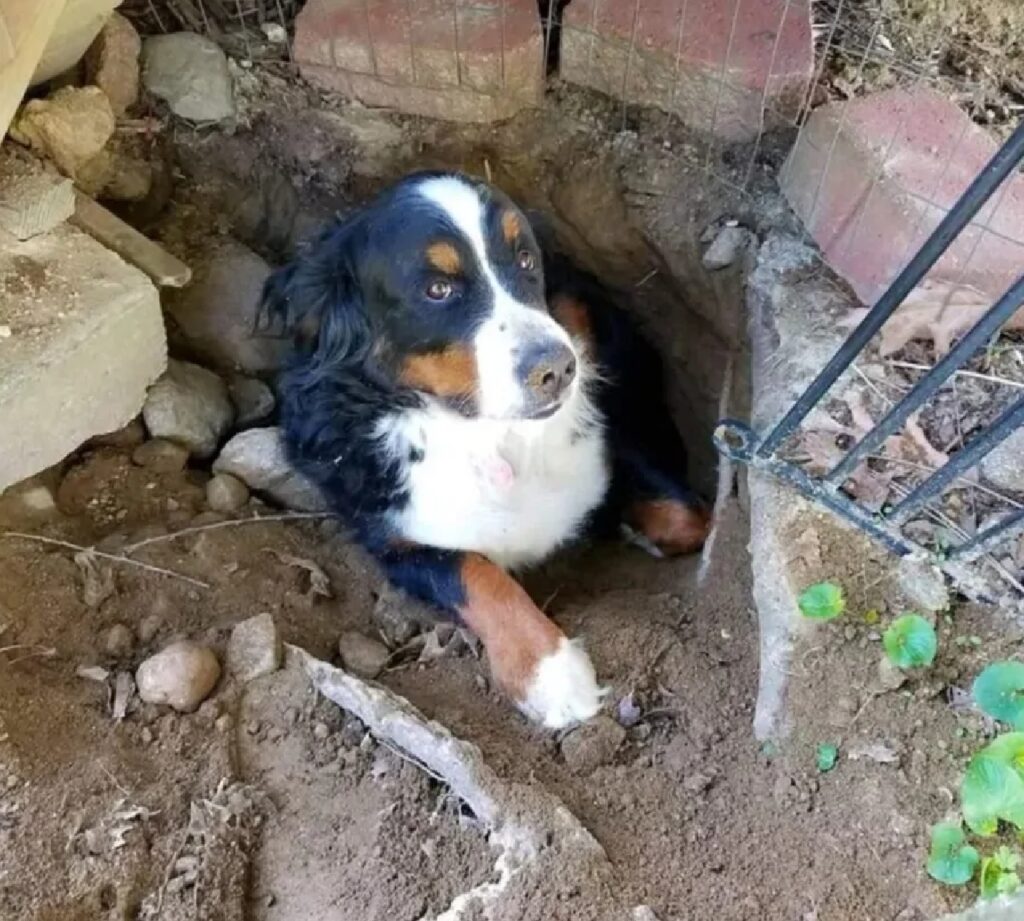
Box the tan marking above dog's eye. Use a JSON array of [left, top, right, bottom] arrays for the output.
[[426, 242, 461, 274], [501, 210, 521, 244]]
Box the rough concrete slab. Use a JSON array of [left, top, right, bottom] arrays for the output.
[[0, 162, 74, 240], [744, 232, 870, 738], [0, 222, 166, 493]]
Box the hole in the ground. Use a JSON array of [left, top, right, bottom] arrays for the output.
[[174, 100, 751, 498]]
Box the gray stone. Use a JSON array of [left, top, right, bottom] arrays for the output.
[[142, 33, 235, 122], [228, 375, 276, 426], [897, 556, 949, 612], [702, 224, 754, 271], [227, 613, 282, 683], [136, 640, 220, 712], [877, 656, 908, 692], [142, 359, 234, 460], [937, 892, 1024, 921], [164, 240, 288, 374], [980, 428, 1024, 494], [213, 427, 326, 512], [104, 623, 135, 658], [206, 473, 250, 512], [337, 630, 390, 679], [559, 715, 625, 774], [84, 12, 142, 117], [131, 438, 190, 473]]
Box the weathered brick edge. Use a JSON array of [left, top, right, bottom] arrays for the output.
[[781, 86, 1024, 309], [559, 0, 814, 142], [294, 0, 545, 123]]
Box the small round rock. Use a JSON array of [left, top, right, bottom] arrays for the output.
[[132, 438, 190, 473], [337, 630, 390, 679], [136, 640, 221, 713], [560, 715, 625, 774], [104, 623, 135, 658], [206, 472, 250, 512]]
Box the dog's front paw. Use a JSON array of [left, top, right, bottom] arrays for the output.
[[516, 638, 606, 730]]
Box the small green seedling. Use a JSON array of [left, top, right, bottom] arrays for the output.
[[816, 743, 839, 773], [973, 662, 1024, 729], [883, 614, 937, 669], [926, 822, 980, 886], [980, 846, 1021, 900], [961, 753, 1024, 836], [798, 582, 845, 621]]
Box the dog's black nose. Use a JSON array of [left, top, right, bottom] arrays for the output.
[[518, 340, 577, 403]]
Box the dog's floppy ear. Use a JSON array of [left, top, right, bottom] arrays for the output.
[[256, 214, 370, 368]]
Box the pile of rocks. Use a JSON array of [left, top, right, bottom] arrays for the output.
[[8, 19, 236, 210], [138, 357, 325, 514]]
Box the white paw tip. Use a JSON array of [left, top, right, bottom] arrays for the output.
[[518, 637, 606, 730]]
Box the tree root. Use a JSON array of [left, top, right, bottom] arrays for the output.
[[292, 645, 644, 921]]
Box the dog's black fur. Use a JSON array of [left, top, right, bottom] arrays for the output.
[[258, 171, 708, 725]]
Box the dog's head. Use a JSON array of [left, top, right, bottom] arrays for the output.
[[260, 172, 578, 421]]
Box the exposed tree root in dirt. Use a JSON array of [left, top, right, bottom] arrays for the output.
[[296, 645, 655, 921]]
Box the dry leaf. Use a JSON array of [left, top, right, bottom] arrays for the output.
[[74, 551, 115, 608], [112, 671, 134, 721], [268, 551, 332, 598], [841, 279, 1024, 356], [76, 664, 110, 683]]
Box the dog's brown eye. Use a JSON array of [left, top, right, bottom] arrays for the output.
[[426, 280, 453, 301], [517, 250, 536, 272]]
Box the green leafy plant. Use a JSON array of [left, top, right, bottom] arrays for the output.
[[979, 846, 1021, 900], [926, 822, 980, 886], [973, 662, 1024, 729], [980, 733, 1024, 776], [883, 614, 937, 669], [961, 754, 1024, 836], [816, 743, 839, 773], [798, 582, 845, 621]]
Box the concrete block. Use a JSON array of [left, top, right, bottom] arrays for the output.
[[560, 0, 814, 141], [0, 222, 166, 492], [0, 164, 74, 240], [781, 86, 1024, 310], [294, 0, 544, 123]]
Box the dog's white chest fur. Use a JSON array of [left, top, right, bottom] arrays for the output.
[[380, 390, 608, 569]]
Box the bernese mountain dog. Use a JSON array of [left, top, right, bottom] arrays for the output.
[[260, 171, 710, 730]]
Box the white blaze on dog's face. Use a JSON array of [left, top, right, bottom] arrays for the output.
[[416, 176, 578, 421]]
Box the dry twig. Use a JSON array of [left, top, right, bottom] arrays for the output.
[[0, 532, 208, 589], [122, 512, 334, 554]]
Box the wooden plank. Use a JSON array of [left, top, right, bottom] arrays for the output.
[[70, 190, 192, 287]]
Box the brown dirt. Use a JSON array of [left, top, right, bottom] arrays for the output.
[[1, 63, 1012, 921], [0, 450, 982, 920]]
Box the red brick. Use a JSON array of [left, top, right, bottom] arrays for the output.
[[560, 0, 813, 141], [781, 86, 1024, 310], [294, 0, 543, 123]]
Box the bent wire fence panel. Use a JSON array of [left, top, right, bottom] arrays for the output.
[[715, 120, 1024, 579]]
